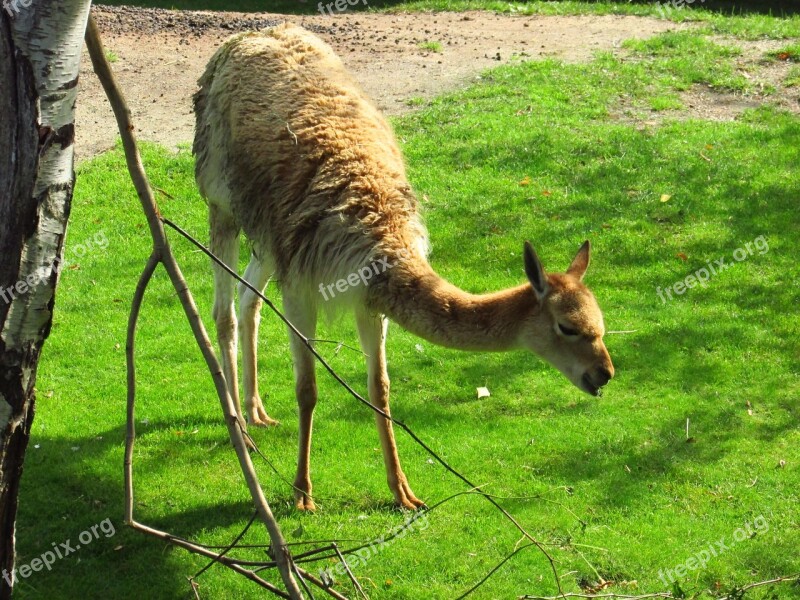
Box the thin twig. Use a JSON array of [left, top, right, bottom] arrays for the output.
[[455, 543, 536, 600], [124, 251, 159, 524], [308, 338, 366, 357], [295, 567, 351, 600], [332, 543, 368, 600], [293, 564, 317, 600], [188, 577, 201, 600], [154, 185, 175, 200], [520, 593, 673, 599], [85, 13, 305, 598], [130, 520, 291, 598], [193, 511, 259, 580], [519, 574, 800, 600], [718, 574, 799, 599]]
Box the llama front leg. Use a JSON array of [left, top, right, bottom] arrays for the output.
[[209, 205, 244, 428], [355, 310, 425, 510], [239, 255, 278, 426], [283, 291, 319, 511]]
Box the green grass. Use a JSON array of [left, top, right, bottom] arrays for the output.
[[418, 40, 443, 52], [623, 31, 748, 92], [786, 64, 800, 86], [15, 19, 800, 600]]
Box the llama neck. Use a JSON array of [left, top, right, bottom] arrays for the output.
[[368, 262, 537, 351]]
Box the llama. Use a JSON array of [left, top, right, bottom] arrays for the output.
[[193, 24, 614, 511]]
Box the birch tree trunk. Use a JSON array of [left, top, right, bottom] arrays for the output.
[[0, 2, 91, 596]]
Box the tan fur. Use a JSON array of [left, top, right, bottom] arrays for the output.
[[194, 24, 614, 511]]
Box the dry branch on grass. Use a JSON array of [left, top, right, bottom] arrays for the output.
[[519, 573, 800, 600], [84, 13, 307, 599]]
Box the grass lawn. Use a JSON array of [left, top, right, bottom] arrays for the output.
[[14, 15, 800, 600]]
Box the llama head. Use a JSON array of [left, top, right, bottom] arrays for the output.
[[518, 240, 614, 396]]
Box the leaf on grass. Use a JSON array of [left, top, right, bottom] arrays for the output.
[[292, 523, 304, 538], [660, 194, 672, 203], [476, 386, 490, 399], [518, 176, 531, 186], [541, 190, 552, 196], [676, 252, 688, 262], [777, 52, 792, 61]]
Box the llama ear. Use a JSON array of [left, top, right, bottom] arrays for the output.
[[567, 240, 591, 280], [524, 241, 549, 299]]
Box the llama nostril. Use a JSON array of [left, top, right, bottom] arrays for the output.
[[597, 366, 613, 385]]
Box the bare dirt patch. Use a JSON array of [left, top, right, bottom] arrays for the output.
[[77, 5, 682, 161], [610, 36, 800, 126]]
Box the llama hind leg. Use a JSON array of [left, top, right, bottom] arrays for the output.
[[283, 290, 319, 511], [209, 205, 243, 427], [355, 310, 425, 510], [239, 254, 278, 426]]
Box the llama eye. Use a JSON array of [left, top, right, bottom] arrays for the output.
[[558, 323, 579, 337]]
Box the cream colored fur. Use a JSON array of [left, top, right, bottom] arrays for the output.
[[194, 23, 614, 511]]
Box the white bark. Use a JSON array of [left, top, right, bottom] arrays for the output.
[[1, 2, 91, 349], [0, 2, 91, 596]]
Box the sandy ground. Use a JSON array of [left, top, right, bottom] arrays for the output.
[[77, 7, 799, 161], [77, 6, 682, 160]]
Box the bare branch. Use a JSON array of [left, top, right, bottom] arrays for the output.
[[84, 13, 305, 599], [519, 573, 800, 600]]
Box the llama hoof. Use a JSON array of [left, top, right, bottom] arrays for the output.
[[394, 480, 426, 510], [396, 495, 427, 511], [294, 493, 317, 512], [249, 415, 280, 427], [248, 404, 279, 427]]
